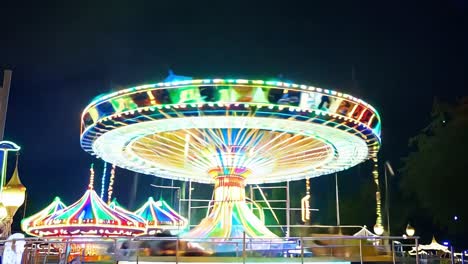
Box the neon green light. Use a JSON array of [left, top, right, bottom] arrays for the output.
[[83, 79, 381, 117]]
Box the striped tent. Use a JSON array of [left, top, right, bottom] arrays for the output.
[[135, 197, 187, 235], [26, 189, 146, 237], [21, 197, 66, 236]]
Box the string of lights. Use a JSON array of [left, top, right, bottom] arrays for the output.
[[100, 162, 107, 199], [88, 163, 94, 190], [372, 157, 384, 235], [107, 164, 115, 204]]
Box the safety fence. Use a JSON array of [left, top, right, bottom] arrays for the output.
[[0, 235, 422, 264]]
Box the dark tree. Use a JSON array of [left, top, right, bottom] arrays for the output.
[[401, 97, 468, 246]]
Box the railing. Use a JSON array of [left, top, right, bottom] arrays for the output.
[[0, 235, 421, 264]]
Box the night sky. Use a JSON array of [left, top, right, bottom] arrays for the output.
[[1, 1, 467, 238]]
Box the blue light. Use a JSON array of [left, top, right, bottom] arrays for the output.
[[0, 141, 21, 151], [443, 241, 450, 246], [454, 216, 459, 221]]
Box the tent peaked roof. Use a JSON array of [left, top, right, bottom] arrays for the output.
[[109, 198, 146, 225], [135, 197, 187, 232], [353, 226, 378, 237], [410, 236, 451, 254], [109, 198, 123, 209], [21, 197, 66, 235], [420, 236, 450, 252], [26, 189, 146, 237]]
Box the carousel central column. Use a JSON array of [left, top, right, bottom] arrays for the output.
[[184, 167, 277, 239], [213, 174, 246, 203]]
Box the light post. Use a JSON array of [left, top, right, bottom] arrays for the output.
[[0, 141, 20, 191], [444, 241, 455, 264], [0, 153, 26, 237], [450, 245, 455, 264], [384, 161, 395, 235]]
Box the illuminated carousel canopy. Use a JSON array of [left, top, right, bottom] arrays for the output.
[[81, 78, 381, 184], [108, 198, 147, 228], [21, 197, 66, 236], [26, 165, 146, 237], [135, 197, 187, 235], [108, 197, 124, 209]]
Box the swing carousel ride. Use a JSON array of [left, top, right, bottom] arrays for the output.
[[79, 74, 381, 239]]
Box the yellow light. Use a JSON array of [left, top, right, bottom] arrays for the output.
[[2, 162, 26, 211], [301, 195, 310, 222], [2, 187, 25, 208], [406, 223, 415, 237], [373, 223, 384, 236], [372, 158, 383, 235], [107, 164, 116, 204], [301, 178, 311, 222], [88, 164, 95, 189]]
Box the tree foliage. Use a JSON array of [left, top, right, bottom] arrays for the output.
[[401, 97, 468, 239]]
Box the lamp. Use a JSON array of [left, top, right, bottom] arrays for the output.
[[0, 155, 26, 237], [374, 223, 384, 236], [2, 163, 26, 215], [406, 223, 415, 237]]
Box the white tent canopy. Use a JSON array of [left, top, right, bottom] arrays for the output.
[[353, 225, 378, 237], [409, 236, 451, 255]]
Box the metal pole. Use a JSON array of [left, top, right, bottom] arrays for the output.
[[188, 180, 192, 228], [392, 241, 396, 264], [300, 236, 304, 264], [22, 191, 28, 219], [0, 70, 12, 193], [462, 250, 465, 264], [0, 70, 12, 141], [113, 238, 118, 263], [171, 179, 174, 207], [80, 242, 85, 263], [176, 237, 179, 264], [65, 240, 71, 264], [415, 238, 419, 264], [0, 150, 7, 191], [129, 172, 139, 209], [242, 232, 246, 264], [177, 189, 181, 214], [335, 173, 341, 227], [286, 180, 290, 238], [451, 246, 455, 264], [250, 185, 253, 210], [43, 241, 51, 264], [385, 166, 391, 235], [359, 239, 363, 264]]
